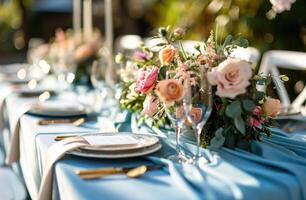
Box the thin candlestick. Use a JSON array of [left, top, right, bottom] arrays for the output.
[[83, 0, 93, 41], [73, 0, 81, 43], [105, 0, 115, 86]]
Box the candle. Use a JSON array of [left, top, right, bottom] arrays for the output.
[[105, 0, 113, 55], [105, 0, 115, 85], [83, 0, 93, 41], [73, 0, 81, 42]]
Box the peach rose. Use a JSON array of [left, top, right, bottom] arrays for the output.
[[74, 44, 93, 61], [159, 45, 177, 66], [207, 58, 252, 99], [155, 79, 184, 103], [176, 106, 202, 125], [262, 97, 281, 118], [142, 95, 158, 117], [135, 66, 158, 93]]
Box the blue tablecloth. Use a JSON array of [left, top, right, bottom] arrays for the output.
[[3, 94, 306, 200]]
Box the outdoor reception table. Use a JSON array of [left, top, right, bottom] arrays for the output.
[[2, 88, 306, 200]]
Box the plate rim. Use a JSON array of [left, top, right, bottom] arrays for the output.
[[68, 143, 162, 159]]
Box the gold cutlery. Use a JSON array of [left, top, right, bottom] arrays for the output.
[[54, 135, 79, 141], [38, 118, 86, 126], [76, 165, 164, 179], [282, 123, 306, 133]]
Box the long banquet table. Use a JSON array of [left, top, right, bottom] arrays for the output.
[[1, 83, 306, 200]]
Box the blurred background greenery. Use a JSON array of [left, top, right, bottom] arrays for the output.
[[0, 0, 305, 103], [0, 0, 306, 61], [0, 0, 305, 63]]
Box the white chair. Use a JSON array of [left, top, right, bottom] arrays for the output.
[[258, 50, 306, 111], [230, 46, 260, 66], [0, 167, 27, 200], [115, 35, 142, 53]]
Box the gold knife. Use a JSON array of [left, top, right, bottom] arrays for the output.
[[54, 135, 79, 141], [38, 118, 86, 126], [76, 165, 164, 179]]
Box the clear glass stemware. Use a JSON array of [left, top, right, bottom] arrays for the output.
[[160, 75, 191, 163], [184, 66, 213, 165]]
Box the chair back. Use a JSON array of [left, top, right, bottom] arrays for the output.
[[258, 50, 306, 110]]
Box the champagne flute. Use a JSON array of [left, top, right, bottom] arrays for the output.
[[184, 66, 213, 165], [159, 76, 190, 163], [91, 56, 109, 115]]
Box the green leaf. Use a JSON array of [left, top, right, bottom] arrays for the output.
[[223, 35, 233, 47], [208, 128, 225, 150], [234, 116, 245, 134], [154, 43, 167, 47], [255, 91, 266, 102], [242, 100, 256, 112], [237, 38, 249, 48], [225, 100, 241, 119]]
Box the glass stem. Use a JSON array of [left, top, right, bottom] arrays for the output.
[[175, 125, 182, 156], [195, 127, 202, 160]]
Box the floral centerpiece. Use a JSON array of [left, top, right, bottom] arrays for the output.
[[117, 26, 286, 149], [46, 28, 102, 84]]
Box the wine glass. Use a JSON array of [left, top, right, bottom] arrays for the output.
[[91, 56, 109, 113], [161, 75, 191, 163], [184, 66, 213, 165]]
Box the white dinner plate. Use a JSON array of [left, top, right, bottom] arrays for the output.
[[18, 88, 57, 97], [69, 143, 162, 159], [28, 100, 86, 117], [68, 133, 161, 159]]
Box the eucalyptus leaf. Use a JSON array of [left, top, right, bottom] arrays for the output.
[[208, 128, 225, 150], [237, 38, 249, 48], [225, 100, 241, 118], [234, 116, 245, 134], [154, 43, 167, 47], [242, 100, 256, 112]]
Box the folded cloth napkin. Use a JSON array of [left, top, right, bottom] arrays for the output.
[[38, 137, 89, 200], [5, 104, 33, 164]]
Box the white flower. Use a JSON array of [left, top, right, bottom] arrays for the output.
[[270, 0, 296, 13]]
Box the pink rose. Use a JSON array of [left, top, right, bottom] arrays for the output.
[[248, 106, 265, 127], [253, 106, 263, 117], [133, 51, 152, 61], [155, 79, 184, 103], [207, 58, 252, 99], [142, 95, 158, 117], [135, 66, 158, 93], [248, 117, 262, 127], [270, 0, 295, 13], [159, 45, 177, 66], [262, 97, 281, 118]]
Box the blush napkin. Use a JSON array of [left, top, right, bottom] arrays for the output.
[[6, 104, 33, 164], [38, 137, 89, 200]]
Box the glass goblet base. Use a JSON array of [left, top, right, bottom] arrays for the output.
[[167, 153, 192, 164]]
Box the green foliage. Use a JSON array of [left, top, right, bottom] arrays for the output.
[[148, 0, 306, 53], [208, 128, 225, 150], [225, 100, 242, 118]]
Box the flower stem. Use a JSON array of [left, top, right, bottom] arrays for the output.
[[178, 40, 187, 61]]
